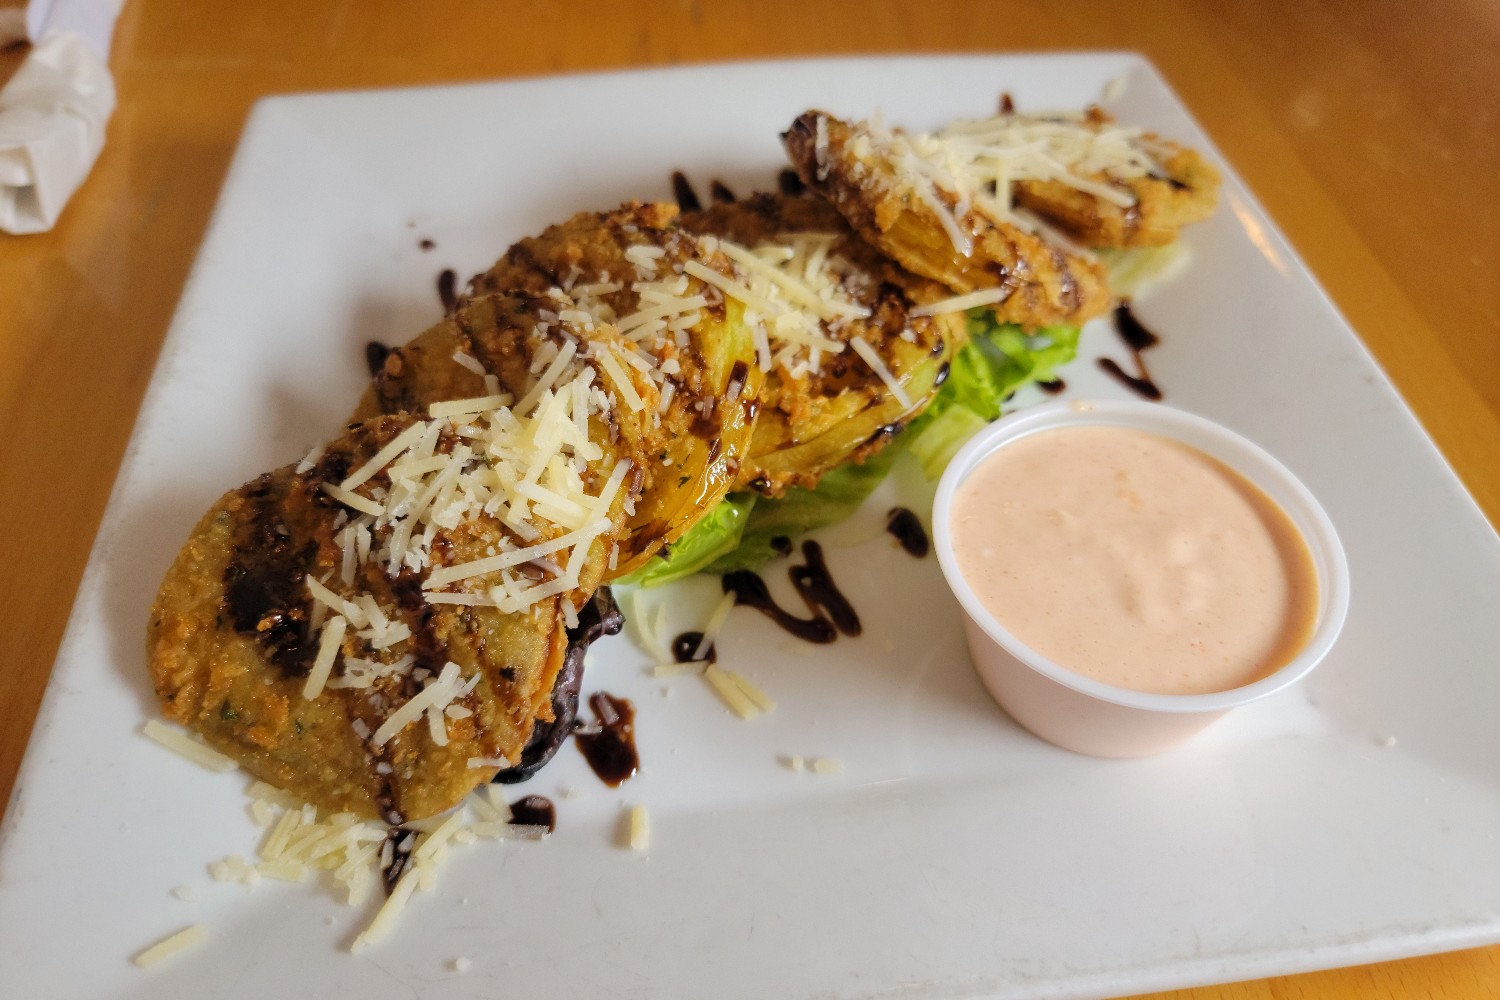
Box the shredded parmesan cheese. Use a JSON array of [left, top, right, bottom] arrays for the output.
[[910, 287, 1011, 317], [340, 421, 431, 492], [451, 351, 488, 376], [682, 243, 859, 374], [351, 868, 419, 954], [143, 721, 238, 773], [191, 778, 573, 955], [302, 614, 347, 700], [295, 443, 325, 474], [423, 517, 610, 589], [320, 483, 385, 518], [730, 672, 776, 715], [853, 109, 1169, 256], [627, 804, 650, 851], [428, 393, 514, 418], [133, 925, 207, 968], [596, 344, 647, 412], [693, 590, 739, 661], [848, 335, 913, 410], [648, 662, 704, 678], [371, 662, 461, 747], [467, 756, 510, 769], [701, 664, 752, 719], [702, 665, 775, 720]]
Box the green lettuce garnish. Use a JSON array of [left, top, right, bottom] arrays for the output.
[[906, 404, 989, 480], [705, 446, 899, 574], [624, 493, 757, 588], [620, 310, 1079, 582], [1096, 244, 1190, 298], [905, 312, 1080, 476], [618, 449, 899, 584]]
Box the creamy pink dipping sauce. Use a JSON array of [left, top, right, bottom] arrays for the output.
[[950, 425, 1319, 695]]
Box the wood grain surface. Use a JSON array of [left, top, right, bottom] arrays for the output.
[[0, 2, 1495, 996]]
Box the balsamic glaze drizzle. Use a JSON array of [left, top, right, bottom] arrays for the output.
[[721, 540, 861, 644], [221, 477, 315, 678], [436, 268, 458, 313], [493, 588, 622, 785], [1097, 301, 1163, 400], [364, 341, 391, 378], [381, 828, 417, 895], [885, 508, 930, 558], [508, 795, 557, 833], [670, 171, 702, 212], [575, 692, 638, 787], [722, 569, 835, 643], [790, 541, 861, 637], [672, 631, 717, 664]]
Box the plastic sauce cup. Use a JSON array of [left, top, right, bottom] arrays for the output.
[[932, 399, 1350, 757]]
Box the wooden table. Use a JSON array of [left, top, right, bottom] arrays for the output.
[[1, 1, 1495, 995]]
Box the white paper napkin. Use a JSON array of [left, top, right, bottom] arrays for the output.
[[0, 0, 121, 234]]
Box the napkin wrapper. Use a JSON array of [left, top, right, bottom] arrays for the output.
[[0, 29, 114, 233]]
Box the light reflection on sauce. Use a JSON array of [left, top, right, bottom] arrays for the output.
[[950, 426, 1318, 695]]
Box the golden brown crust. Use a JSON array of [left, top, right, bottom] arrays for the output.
[[439, 206, 762, 573], [355, 292, 734, 578], [147, 415, 571, 822], [783, 111, 1113, 331], [467, 201, 685, 311], [355, 291, 653, 431], [355, 291, 659, 587], [1011, 111, 1221, 248]]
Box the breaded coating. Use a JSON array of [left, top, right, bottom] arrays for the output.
[[783, 110, 1112, 331], [355, 291, 657, 464], [680, 192, 965, 496], [469, 202, 683, 313], [462, 204, 763, 573], [1009, 108, 1220, 248], [149, 416, 574, 822], [355, 290, 670, 576]]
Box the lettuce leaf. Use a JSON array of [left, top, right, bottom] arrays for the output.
[[619, 492, 757, 588], [1097, 244, 1190, 298], [906, 312, 1080, 476], [906, 404, 988, 480], [704, 445, 900, 574]]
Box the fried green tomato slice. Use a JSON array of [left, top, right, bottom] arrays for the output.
[[1007, 107, 1221, 249], [783, 111, 1112, 332], [150, 416, 580, 823], [156, 308, 642, 820], [354, 290, 659, 582], [680, 192, 966, 497], [353, 282, 740, 579], [465, 203, 763, 576]]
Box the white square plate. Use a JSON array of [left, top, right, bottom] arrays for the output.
[[3, 54, 1498, 1000]]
